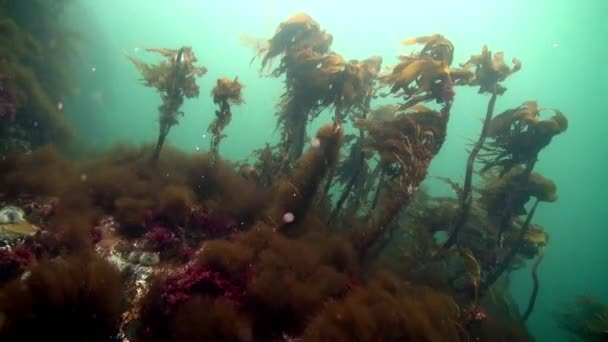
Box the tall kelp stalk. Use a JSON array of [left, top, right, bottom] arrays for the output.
[[0, 0, 82, 148], [125, 47, 207, 163], [478, 102, 567, 292], [443, 45, 521, 249], [317, 55, 383, 204], [208, 77, 244, 164], [261, 123, 343, 231]]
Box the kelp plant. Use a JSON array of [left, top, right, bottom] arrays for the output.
[[208, 77, 244, 163], [126, 47, 207, 162], [345, 35, 470, 258]]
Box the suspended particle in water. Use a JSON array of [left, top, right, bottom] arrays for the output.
[[552, 43, 560, 48], [91, 67, 96, 72], [195, 146, 200, 151], [80, 173, 88, 182], [202, 134, 207, 139], [57, 101, 64, 111], [311, 137, 321, 148], [283, 212, 295, 223]]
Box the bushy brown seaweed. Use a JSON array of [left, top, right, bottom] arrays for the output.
[[0, 254, 124, 342], [479, 101, 568, 174], [125, 47, 207, 162], [209, 77, 244, 161]]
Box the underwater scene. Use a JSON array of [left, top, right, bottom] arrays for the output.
[[0, 0, 606, 341]]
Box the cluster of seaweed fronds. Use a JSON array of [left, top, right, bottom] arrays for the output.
[[350, 105, 448, 256], [479, 100, 568, 174], [254, 13, 383, 168], [400, 43, 566, 324], [208, 77, 244, 162], [322, 35, 469, 261], [555, 295, 608, 341], [380, 34, 474, 114], [125, 47, 207, 162]]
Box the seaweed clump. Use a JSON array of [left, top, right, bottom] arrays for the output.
[[209, 77, 244, 162], [0, 254, 124, 342], [126, 47, 207, 162], [304, 273, 462, 341]]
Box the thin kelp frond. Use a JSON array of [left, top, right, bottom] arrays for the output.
[[209, 77, 244, 163], [125, 46, 207, 162]]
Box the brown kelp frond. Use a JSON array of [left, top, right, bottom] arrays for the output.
[[440, 46, 521, 250], [254, 13, 339, 164], [333, 55, 383, 121], [460, 44, 521, 94], [495, 220, 547, 280], [479, 101, 568, 174], [352, 108, 447, 256], [380, 58, 448, 99], [356, 107, 446, 177], [401, 34, 455, 65], [126, 47, 207, 96], [256, 12, 331, 73], [212, 77, 244, 105], [209, 77, 245, 161], [381, 34, 467, 111], [125, 46, 207, 162], [0, 254, 124, 341]]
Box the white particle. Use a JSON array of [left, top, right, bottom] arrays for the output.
[[283, 212, 295, 223], [195, 146, 200, 151], [80, 173, 88, 182], [202, 134, 207, 139], [552, 43, 560, 48], [91, 67, 96, 72]]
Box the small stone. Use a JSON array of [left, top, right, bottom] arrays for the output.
[[127, 250, 142, 264], [139, 252, 160, 266]]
